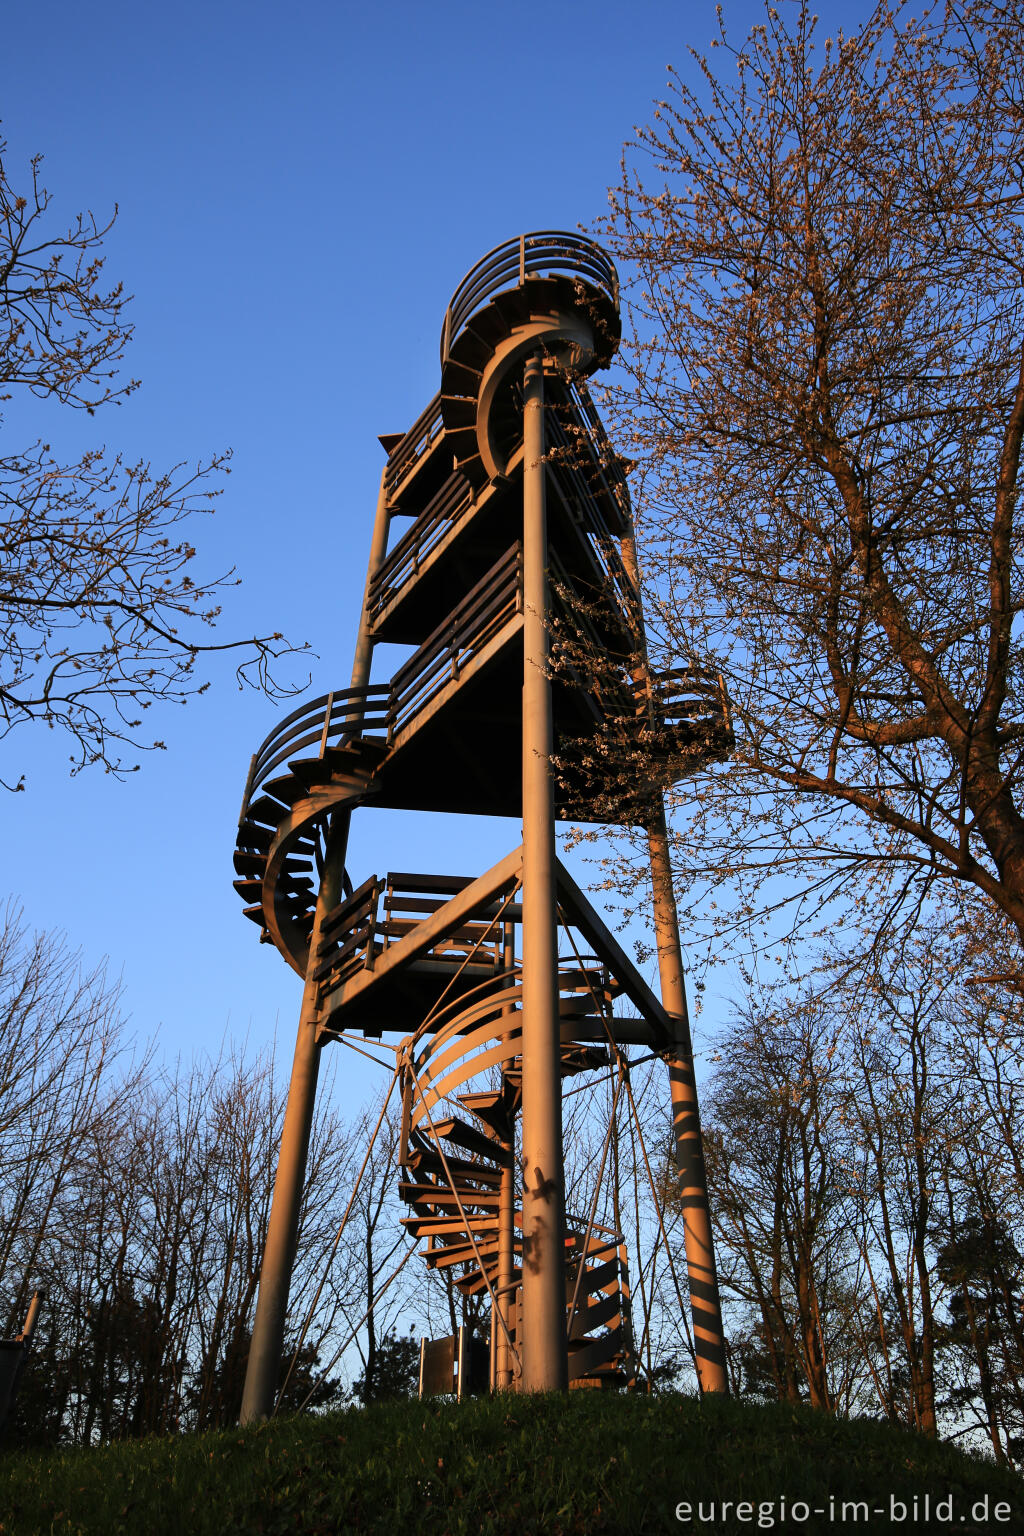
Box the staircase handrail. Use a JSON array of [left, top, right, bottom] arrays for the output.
[[388, 546, 521, 740], [367, 473, 473, 624], [244, 685, 392, 814], [384, 392, 444, 497]]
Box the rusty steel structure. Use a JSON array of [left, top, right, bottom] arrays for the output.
[[235, 233, 732, 1422]]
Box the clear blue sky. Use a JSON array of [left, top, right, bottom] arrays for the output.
[[0, 0, 859, 1105]]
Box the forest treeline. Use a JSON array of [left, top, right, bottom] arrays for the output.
[[699, 918, 1024, 1467], [5, 895, 1024, 1466], [0, 906, 435, 1446]]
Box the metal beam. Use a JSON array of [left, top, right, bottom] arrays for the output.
[[553, 859, 673, 1043], [317, 845, 524, 1031]]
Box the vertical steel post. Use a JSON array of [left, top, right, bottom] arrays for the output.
[[649, 812, 729, 1394], [494, 922, 517, 1390], [0, 1291, 43, 1436], [349, 469, 393, 700], [17, 1293, 41, 1346], [519, 353, 568, 1392], [495, 1148, 517, 1387], [240, 470, 392, 1425], [239, 836, 346, 1425], [619, 530, 729, 1395]]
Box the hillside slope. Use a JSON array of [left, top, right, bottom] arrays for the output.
[[1, 1392, 1021, 1534]]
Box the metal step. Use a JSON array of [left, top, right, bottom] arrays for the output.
[[405, 1146, 503, 1186], [463, 305, 512, 353], [402, 1214, 499, 1240], [442, 358, 483, 397], [287, 756, 334, 790], [458, 1085, 515, 1141], [439, 395, 477, 432], [398, 1181, 501, 1212], [426, 1115, 511, 1167], [233, 850, 267, 878], [262, 772, 306, 806], [246, 793, 290, 829], [237, 819, 273, 852], [422, 1237, 499, 1271]]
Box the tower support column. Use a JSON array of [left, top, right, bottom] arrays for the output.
[[239, 834, 345, 1425], [648, 810, 729, 1394], [519, 353, 568, 1392], [495, 922, 517, 1391], [240, 470, 392, 1425], [618, 527, 728, 1394]]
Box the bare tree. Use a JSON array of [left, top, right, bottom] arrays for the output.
[[692, 925, 1024, 1457], [0, 954, 364, 1445], [928, 958, 1024, 1462], [598, 1, 1024, 961], [701, 995, 862, 1412], [328, 1090, 420, 1405], [0, 138, 304, 783], [0, 904, 132, 1332], [841, 950, 955, 1437]]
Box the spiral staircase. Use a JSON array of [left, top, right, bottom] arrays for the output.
[[235, 233, 732, 1397]]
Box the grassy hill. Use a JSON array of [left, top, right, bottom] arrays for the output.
[[1, 1392, 1021, 1534]]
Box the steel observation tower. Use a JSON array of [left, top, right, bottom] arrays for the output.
[[235, 233, 731, 1421]]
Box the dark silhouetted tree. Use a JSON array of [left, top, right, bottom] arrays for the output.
[[348, 1328, 419, 1406]]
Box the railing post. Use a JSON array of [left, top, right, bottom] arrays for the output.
[[363, 912, 377, 972], [238, 753, 258, 827], [318, 693, 335, 759]]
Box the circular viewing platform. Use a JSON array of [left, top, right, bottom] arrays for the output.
[[440, 231, 619, 365]]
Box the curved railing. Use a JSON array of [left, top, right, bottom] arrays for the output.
[[394, 951, 635, 1386], [440, 232, 619, 365], [643, 667, 733, 750], [239, 550, 522, 827], [405, 955, 614, 1125], [239, 685, 391, 822]]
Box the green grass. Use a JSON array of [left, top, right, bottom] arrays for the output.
[[1, 1393, 1021, 1535]]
